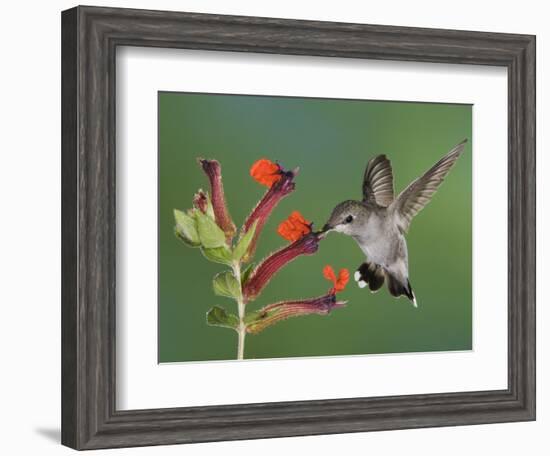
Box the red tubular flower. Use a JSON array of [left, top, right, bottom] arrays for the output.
[[199, 158, 236, 241], [246, 293, 347, 335], [323, 265, 350, 294], [277, 211, 312, 242], [243, 232, 320, 300], [241, 164, 298, 260]]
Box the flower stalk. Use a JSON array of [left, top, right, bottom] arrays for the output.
[[231, 261, 246, 360]]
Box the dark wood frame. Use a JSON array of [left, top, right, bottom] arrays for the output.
[[61, 5, 536, 450]]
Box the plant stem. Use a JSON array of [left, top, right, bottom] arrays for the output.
[[237, 317, 245, 360], [233, 262, 246, 360]]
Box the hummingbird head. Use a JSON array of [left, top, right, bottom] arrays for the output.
[[322, 200, 368, 237]]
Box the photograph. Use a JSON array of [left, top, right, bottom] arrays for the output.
[[53, 3, 537, 451], [159, 92, 472, 362]]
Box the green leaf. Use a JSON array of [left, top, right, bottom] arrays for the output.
[[213, 271, 242, 300], [175, 228, 198, 248], [206, 306, 239, 330], [240, 263, 255, 286], [201, 246, 233, 265], [232, 221, 257, 262], [174, 209, 201, 247], [195, 211, 227, 248]]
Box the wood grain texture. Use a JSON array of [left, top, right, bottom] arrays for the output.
[[61, 5, 536, 450], [61, 7, 78, 449]]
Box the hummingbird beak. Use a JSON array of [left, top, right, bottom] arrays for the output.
[[314, 224, 332, 239]]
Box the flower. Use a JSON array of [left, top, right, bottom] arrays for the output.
[[243, 232, 321, 300], [199, 159, 236, 241], [277, 211, 312, 242], [193, 189, 208, 214], [246, 264, 349, 333], [246, 293, 347, 335], [250, 159, 282, 187], [241, 162, 298, 260], [323, 265, 350, 293]]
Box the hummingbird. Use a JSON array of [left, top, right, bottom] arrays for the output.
[[321, 140, 467, 307]]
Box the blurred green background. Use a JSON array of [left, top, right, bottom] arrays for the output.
[[158, 92, 472, 363]]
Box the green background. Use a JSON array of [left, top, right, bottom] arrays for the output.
[[158, 92, 472, 363]]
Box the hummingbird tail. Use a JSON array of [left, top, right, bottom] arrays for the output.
[[355, 262, 385, 292], [387, 274, 417, 307]]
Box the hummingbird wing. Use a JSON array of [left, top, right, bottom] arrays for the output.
[[390, 139, 467, 233], [362, 155, 394, 207]]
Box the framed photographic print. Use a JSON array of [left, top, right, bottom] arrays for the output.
[[61, 5, 536, 450]]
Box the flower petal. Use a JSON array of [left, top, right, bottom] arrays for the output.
[[277, 210, 312, 242], [335, 268, 350, 291], [323, 265, 337, 285], [250, 159, 282, 187]]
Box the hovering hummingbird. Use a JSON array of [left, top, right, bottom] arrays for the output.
[[321, 140, 467, 307]]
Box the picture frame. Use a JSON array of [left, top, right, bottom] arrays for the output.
[[61, 5, 535, 450]]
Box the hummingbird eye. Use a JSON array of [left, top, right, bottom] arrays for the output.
[[345, 215, 354, 224]]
